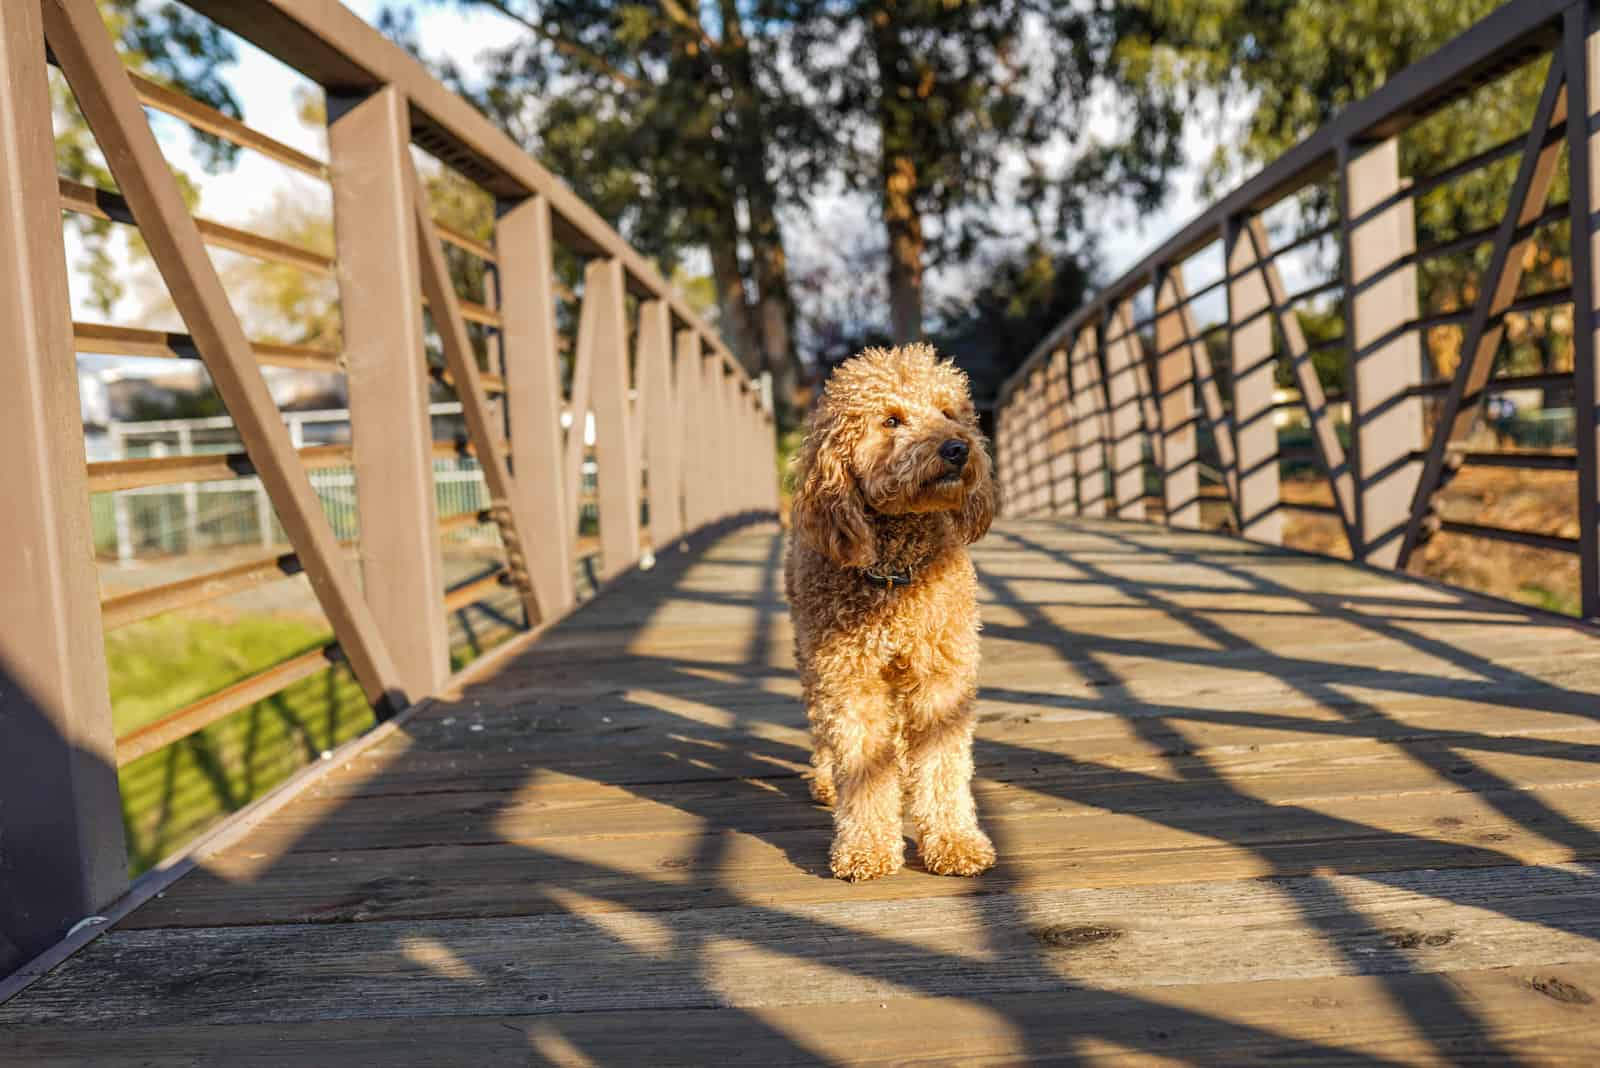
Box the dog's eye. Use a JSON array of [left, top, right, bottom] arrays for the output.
[[883, 415, 900, 429], [942, 409, 956, 420]]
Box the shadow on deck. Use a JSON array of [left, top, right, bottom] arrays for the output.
[[5, 518, 1600, 1065]]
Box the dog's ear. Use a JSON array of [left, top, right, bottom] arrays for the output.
[[958, 438, 996, 545], [792, 417, 876, 568]]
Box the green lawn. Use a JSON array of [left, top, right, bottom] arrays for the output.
[[108, 600, 527, 875]]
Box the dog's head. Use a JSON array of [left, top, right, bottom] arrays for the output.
[[791, 343, 995, 568]]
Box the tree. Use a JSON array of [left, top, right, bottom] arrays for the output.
[[1108, 1, 1570, 386], [783, 0, 1166, 345], [57, 1, 244, 314], [388, 0, 826, 422]]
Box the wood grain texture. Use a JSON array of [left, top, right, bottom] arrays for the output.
[[8, 964, 1600, 1066], [7, 519, 1600, 1067]]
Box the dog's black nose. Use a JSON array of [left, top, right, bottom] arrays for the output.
[[940, 439, 969, 468]]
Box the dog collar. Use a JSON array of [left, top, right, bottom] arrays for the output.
[[862, 566, 914, 589]]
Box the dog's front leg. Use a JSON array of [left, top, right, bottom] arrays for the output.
[[811, 677, 904, 881], [902, 673, 995, 877]]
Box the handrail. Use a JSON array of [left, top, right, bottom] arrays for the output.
[[1, 0, 778, 973], [992, 0, 1599, 627], [185, 0, 748, 383], [1000, 0, 1572, 402]]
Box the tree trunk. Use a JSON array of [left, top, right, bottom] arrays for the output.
[[871, 8, 925, 343], [719, 0, 798, 418], [883, 153, 925, 343], [709, 227, 761, 378]]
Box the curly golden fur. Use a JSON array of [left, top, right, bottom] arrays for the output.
[[785, 343, 996, 881]]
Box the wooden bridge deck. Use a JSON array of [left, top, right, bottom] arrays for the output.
[[6, 519, 1600, 1064]]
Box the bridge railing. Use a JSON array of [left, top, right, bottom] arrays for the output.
[[0, 0, 775, 974], [996, 0, 1600, 618]]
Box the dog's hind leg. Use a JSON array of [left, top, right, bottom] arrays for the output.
[[902, 674, 995, 877]]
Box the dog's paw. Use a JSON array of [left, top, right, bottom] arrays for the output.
[[830, 834, 904, 882], [919, 829, 996, 877], [808, 771, 837, 806]]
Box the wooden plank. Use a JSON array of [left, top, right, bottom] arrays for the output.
[[329, 86, 450, 698], [410, 158, 541, 626], [1225, 216, 1284, 543], [122, 776, 1600, 930], [202, 719, 1600, 857], [9, 963, 1600, 1066], [0, 0, 126, 971], [44, 0, 405, 712], [14, 863, 1600, 1026], [499, 194, 575, 617]]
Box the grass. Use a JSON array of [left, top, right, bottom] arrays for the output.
[[107, 585, 530, 875], [106, 614, 335, 736]]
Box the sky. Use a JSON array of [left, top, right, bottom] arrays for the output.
[[73, 0, 1255, 417]]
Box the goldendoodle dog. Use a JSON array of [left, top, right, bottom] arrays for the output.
[[785, 343, 996, 882]]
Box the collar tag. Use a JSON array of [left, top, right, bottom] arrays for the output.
[[862, 567, 914, 589]]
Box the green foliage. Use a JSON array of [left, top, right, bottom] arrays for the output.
[[1110, 2, 1573, 384], [56, 1, 243, 314], [933, 244, 1094, 404]]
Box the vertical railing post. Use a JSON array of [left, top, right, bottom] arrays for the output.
[[1103, 301, 1148, 520], [584, 258, 639, 579], [1568, 5, 1600, 620], [1226, 216, 1284, 544], [1154, 268, 1201, 528], [1069, 329, 1110, 517], [499, 193, 575, 617], [722, 368, 742, 516], [1024, 366, 1048, 515], [0, 0, 127, 970], [637, 300, 678, 546], [704, 351, 730, 522], [675, 330, 705, 534], [1045, 347, 1078, 516], [1340, 138, 1425, 566], [327, 86, 450, 694]]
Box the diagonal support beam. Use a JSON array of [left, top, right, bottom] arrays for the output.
[[1165, 268, 1240, 516], [1225, 216, 1284, 544], [1245, 218, 1360, 550], [44, 0, 406, 711], [410, 160, 542, 625], [1398, 55, 1569, 569]]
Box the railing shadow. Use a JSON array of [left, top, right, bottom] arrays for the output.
[[6, 516, 1600, 1064]]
